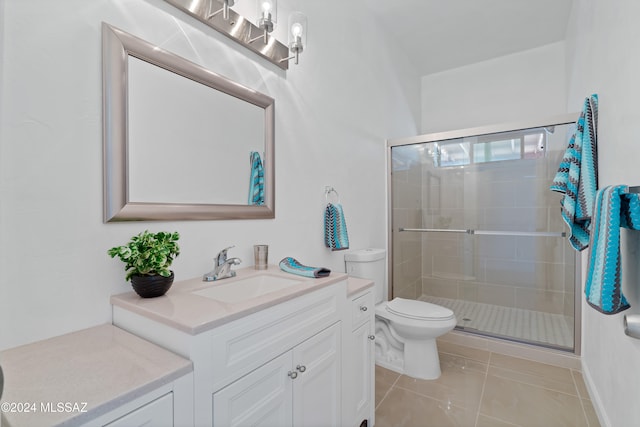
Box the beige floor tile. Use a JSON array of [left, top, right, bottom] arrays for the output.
[[488, 365, 577, 396], [489, 352, 574, 383], [582, 399, 601, 427], [375, 387, 477, 427], [375, 365, 400, 407], [437, 340, 491, 364], [571, 370, 591, 400], [394, 360, 486, 411], [376, 345, 592, 427], [476, 414, 520, 427], [480, 375, 587, 427], [376, 364, 401, 385], [440, 352, 489, 374]]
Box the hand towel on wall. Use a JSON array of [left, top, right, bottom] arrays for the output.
[[550, 94, 599, 251], [584, 185, 640, 314], [324, 202, 350, 251], [248, 151, 264, 206], [279, 257, 331, 278]]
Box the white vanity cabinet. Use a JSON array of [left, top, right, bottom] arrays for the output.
[[344, 288, 375, 427], [112, 275, 347, 427], [100, 390, 174, 427], [213, 322, 341, 427]]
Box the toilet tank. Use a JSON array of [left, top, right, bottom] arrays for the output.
[[344, 248, 386, 304]]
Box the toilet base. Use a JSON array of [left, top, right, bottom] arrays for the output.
[[374, 319, 404, 374], [375, 315, 449, 380], [403, 338, 441, 380]]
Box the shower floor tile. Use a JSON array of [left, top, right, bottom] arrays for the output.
[[419, 295, 574, 349]]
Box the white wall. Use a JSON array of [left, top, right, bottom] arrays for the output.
[[0, 0, 420, 351], [565, 1, 640, 426], [421, 42, 567, 133]]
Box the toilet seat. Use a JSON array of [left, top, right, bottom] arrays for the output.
[[386, 298, 455, 321]]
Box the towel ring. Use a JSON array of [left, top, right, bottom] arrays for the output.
[[325, 186, 340, 204]]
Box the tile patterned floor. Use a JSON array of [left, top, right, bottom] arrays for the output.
[[420, 295, 574, 350], [375, 341, 600, 427]]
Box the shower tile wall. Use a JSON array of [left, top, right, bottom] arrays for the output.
[[421, 160, 574, 317], [392, 163, 423, 300]]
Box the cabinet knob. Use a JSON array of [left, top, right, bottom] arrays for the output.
[[360, 306, 368, 312], [368, 335, 376, 341], [288, 370, 298, 379], [296, 364, 307, 373]]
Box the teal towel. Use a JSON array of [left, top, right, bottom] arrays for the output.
[[324, 203, 350, 251], [585, 185, 640, 314], [550, 94, 599, 251], [279, 257, 331, 278], [248, 151, 264, 205]]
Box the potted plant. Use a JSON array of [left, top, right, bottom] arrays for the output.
[[108, 230, 180, 298]]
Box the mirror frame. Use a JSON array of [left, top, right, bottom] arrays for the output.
[[102, 23, 275, 222]]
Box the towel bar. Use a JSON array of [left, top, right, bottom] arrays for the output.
[[629, 186, 640, 193], [624, 315, 640, 339], [399, 228, 566, 238], [400, 228, 472, 234]]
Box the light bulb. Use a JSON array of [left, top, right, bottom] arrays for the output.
[[291, 23, 303, 37], [261, 1, 271, 13], [286, 11, 307, 63]]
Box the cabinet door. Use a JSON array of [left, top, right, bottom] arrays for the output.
[[352, 321, 374, 424], [292, 322, 341, 427], [104, 392, 173, 427], [213, 352, 293, 427]]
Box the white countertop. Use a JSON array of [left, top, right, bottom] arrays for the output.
[[346, 276, 374, 296], [111, 265, 353, 335], [0, 324, 192, 427]]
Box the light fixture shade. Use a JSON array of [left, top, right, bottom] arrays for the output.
[[256, 0, 277, 26], [288, 12, 307, 49]]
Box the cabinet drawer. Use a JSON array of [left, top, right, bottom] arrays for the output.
[[351, 292, 373, 330], [104, 392, 173, 427], [210, 283, 343, 391]]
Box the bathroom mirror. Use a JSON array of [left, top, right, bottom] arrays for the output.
[[102, 23, 275, 222]]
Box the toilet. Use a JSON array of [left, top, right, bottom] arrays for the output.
[[345, 248, 457, 380]]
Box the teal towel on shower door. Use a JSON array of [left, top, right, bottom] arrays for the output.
[[550, 94, 599, 251]]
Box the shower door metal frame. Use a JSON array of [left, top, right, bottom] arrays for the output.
[[386, 112, 582, 354]]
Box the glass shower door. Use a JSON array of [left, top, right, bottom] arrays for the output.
[[390, 121, 577, 351]]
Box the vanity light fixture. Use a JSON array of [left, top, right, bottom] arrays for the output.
[[208, 0, 235, 21], [249, 0, 277, 44], [281, 12, 307, 65], [163, 0, 307, 70]]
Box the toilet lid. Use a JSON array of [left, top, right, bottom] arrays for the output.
[[386, 298, 455, 321]]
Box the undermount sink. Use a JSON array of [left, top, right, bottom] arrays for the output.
[[192, 274, 303, 303]]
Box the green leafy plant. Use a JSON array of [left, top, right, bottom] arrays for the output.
[[108, 230, 180, 280]]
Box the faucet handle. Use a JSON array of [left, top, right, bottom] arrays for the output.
[[216, 245, 235, 265]]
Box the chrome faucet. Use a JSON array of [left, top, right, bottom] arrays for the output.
[[203, 246, 242, 281]]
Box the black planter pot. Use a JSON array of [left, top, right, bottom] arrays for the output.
[[130, 271, 174, 298]]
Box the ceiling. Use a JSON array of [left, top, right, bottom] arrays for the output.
[[364, 0, 574, 75]]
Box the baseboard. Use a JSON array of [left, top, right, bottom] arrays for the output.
[[581, 361, 610, 427]]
